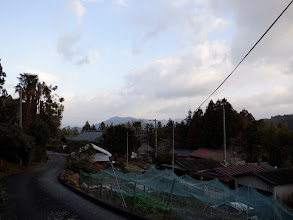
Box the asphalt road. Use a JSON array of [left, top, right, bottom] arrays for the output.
[[0, 151, 127, 220]]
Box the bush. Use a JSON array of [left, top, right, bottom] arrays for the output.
[[0, 184, 7, 206], [70, 159, 94, 173], [0, 125, 35, 165]]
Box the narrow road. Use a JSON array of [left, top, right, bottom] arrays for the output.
[[0, 151, 127, 220]]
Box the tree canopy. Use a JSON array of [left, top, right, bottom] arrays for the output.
[[0, 59, 64, 164]]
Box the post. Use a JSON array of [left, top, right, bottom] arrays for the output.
[[127, 132, 129, 167], [155, 119, 157, 157], [133, 182, 137, 213], [164, 179, 176, 220], [19, 87, 22, 128], [172, 121, 175, 173], [223, 104, 227, 166]]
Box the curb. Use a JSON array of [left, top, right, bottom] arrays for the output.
[[58, 175, 147, 220]]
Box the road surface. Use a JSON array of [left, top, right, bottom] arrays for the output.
[[0, 151, 127, 220]]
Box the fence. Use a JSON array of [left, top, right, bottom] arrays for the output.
[[79, 166, 293, 220]]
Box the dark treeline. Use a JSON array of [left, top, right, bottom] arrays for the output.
[[95, 98, 293, 168], [0, 59, 64, 165], [170, 99, 293, 167]]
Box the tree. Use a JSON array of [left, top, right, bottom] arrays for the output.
[[0, 59, 7, 96], [90, 124, 96, 130], [15, 73, 64, 145], [99, 125, 140, 157], [98, 121, 106, 130], [81, 121, 91, 132], [60, 126, 79, 137]]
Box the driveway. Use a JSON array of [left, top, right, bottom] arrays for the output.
[[0, 151, 127, 220]]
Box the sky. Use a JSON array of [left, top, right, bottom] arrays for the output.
[[1, 0, 293, 127]]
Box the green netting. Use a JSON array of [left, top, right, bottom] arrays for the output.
[[79, 166, 293, 220]]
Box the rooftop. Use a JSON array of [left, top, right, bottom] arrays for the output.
[[197, 164, 265, 182]]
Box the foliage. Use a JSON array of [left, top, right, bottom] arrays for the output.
[[125, 194, 165, 214], [81, 121, 97, 132], [0, 125, 35, 165], [0, 62, 64, 166], [69, 158, 94, 173], [99, 125, 140, 156], [0, 184, 7, 207], [14, 73, 64, 145], [65, 140, 91, 155], [59, 126, 79, 137], [98, 121, 106, 130], [0, 59, 7, 96]]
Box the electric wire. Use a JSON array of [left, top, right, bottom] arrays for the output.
[[195, 0, 293, 111]]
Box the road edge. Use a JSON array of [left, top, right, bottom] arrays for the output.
[[57, 175, 147, 220]]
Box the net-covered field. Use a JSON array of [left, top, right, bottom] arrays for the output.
[[80, 166, 293, 220]]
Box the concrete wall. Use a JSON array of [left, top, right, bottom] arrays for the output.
[[235, 175, 274, 193], [274, 184, 293, 202]]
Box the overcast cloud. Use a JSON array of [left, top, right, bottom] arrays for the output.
[[1, 0, 292, 127]]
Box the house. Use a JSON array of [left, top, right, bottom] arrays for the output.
[[196, 164, 265, 188], [188, 148, 245, 165], [235, 168, 293, 208], [173, 149, 194, 159], [248, 162, 275, 170], [63, 130, 104, 143], [176, 158, 221, 174]]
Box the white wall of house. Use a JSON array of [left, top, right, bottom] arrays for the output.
[[274, 184, 293, 202], [236, 175, 274, 193]]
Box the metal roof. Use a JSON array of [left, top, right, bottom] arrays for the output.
[[173, 149, 195, 157], [90, 144, 112, 157], [67, 130, 104, 142], [253, 168, 293, 185]]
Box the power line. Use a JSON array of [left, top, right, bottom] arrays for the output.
[[196, 0, 293, 111]]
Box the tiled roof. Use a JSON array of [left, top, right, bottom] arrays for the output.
[[197, 164, 265, 182], [215, 164, 265, 176], [176, 158, 221, 172], [189, 148, 231, 162], [198, 171, 234, 182]]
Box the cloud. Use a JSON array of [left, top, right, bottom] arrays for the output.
[[66, 0, 85, 24], [17, 66, 61, 85], [61, 1, 293, 126], [124, 41, 231, 100], [128, 1, 227, 54], [56, 31, 99, 65], [115, 0, 128, 7], [209, 0, 293, 64]]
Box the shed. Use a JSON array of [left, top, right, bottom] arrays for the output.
[[90, 144, 112, 162], [196, 164, 265, 188], [235, 168, 293, 207]]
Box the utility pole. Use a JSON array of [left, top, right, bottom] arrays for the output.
[[19, 87, 22, 128], [149, 119, 157, 157], [223, 104, 227, 166], [155, 119, 157, 157], [126, 132, 129, 167], [172, 121, 175, 173]]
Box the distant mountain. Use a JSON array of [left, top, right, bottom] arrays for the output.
[[95, 116, 183, 128], [269, 114, 293, 130]]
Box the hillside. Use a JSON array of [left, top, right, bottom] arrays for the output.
[[270, 114, 293, 130]]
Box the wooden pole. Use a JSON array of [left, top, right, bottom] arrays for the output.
[[133, 182, 137, 213]]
